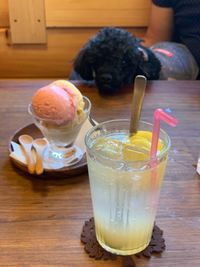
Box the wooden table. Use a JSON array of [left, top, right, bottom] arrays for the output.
[[0, 79, 200, 267]]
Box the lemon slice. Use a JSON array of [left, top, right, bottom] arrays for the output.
[[123, 144, 149, 161], [129, 131, 164, 153]]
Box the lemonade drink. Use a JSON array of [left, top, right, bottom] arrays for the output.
[[85, 119, 170, 255]]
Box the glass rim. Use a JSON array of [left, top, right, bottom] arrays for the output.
[[85, 118, 171, 165], [28, 95, 91, 122]]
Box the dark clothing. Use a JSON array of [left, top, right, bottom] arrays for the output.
[[152, 0, 200, 79]]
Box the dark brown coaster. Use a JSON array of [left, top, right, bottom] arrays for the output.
[[81, 217, 165, 267]]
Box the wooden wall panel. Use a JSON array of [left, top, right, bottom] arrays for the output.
[[45, 0, 151, 27], [0, 0, 150, 77], [0, 27, 146, 78], [8, 0, 46, 44], [0, 0, 151, 27], [0, 0, 9, 27]]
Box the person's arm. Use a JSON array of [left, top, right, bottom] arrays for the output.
[[142, 3, 174, 47]]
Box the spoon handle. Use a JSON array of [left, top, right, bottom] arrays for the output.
[[34, 149, 44, 175], [33, 141, 46, 175], [20, 144, 35, 174], [129, 75, 147, 135]]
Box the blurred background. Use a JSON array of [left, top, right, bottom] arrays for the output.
[[0, 0, 150, 78]]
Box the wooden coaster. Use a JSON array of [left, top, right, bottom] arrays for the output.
[[81, 217, 165, 267]]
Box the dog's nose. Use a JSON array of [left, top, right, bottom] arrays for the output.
[[100, 74, 112, 82]]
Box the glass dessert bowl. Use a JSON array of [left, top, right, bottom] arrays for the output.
[[28, 95, 91, 167]]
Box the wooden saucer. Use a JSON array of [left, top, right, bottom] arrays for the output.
[[9, 123, 88, 178]]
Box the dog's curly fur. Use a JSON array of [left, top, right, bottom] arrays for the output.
[[72, 27, 161, 94]]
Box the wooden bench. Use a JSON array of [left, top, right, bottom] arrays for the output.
[[0, 0, 150, 78]]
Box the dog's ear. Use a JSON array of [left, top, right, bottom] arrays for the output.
[[73, 45, 94, 80], [137, 48, 161, 80]]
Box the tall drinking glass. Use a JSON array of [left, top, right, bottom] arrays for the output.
[[85, 119, 171, 255]]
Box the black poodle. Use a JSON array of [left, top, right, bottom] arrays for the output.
[[72, 27, 198, 94]]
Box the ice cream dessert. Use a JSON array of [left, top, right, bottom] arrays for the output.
[[32, 80, 85, 126], [29, 80, 91, 159], [51, 80, 84, 121]]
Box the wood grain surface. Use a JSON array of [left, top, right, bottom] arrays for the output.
[[1, 0, 151, 27], [0, 79, 200, 266], [0, 28, 146, 79]]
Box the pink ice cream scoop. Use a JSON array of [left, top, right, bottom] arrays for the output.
[[51, 80, 85, 115], [32, 84, 77, 124]]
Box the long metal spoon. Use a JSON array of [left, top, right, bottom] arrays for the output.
[[18, 134, 35, 174], [129, 75, 147, 135], [33, 138, 48, 175]]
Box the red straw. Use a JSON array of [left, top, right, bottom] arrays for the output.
[[150, 108, 179, 159]]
